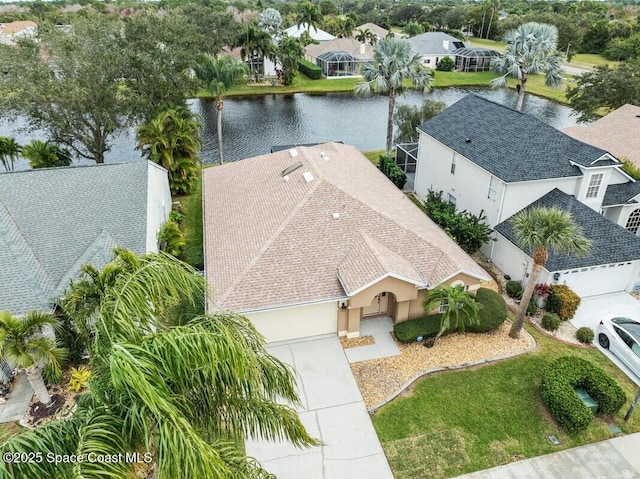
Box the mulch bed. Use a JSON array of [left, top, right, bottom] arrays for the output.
[[22, 371, 83, 427], [340, 335, 375, 349]]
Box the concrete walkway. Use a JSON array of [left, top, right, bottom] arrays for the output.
[[344, 316, 400, 364], [0, 373, 32, 423], [455, 433, 640, 479]]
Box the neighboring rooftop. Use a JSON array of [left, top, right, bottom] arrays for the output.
[[283, 23, 335, 42], [0, 162, 153, 315], [408, 32, 466, 56], [306, 37, 374, 59], [352, 23, 389, 41], [0, 21, 36, 37], [418, 95, 614, 182], [495, 188, 640, 271], [203, 143, 489, 313], [562, 104, 640, 169]]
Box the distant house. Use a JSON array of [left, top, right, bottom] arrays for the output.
[[563, 104, 640, 170], [352, 23, 389, 43], [414, 94, 640, 298], [0, 21, 37, 45], [306, 38, 374, 78], [203, 143, 489, 343], [0, 161, 171, 317], [408, 32, 466, 68], [283, 23, 335, 42]]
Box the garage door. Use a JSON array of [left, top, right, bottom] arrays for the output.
[[557, 263, 634, 297], [245, 301, 338, 343]]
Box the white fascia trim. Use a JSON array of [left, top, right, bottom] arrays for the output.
[[589, 153, 619, 165], [342, 272, 426, 297], [237, 296, 348, 315]]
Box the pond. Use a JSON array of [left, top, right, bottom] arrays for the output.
[[0, 87, 581, 170]]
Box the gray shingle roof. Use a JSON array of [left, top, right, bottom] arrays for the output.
[[418, 95, 611, 182], [602, 181, 640, 207], [0, 162, 151, 315], [408, 32, 466, 56], [494, 188, 640, 270]]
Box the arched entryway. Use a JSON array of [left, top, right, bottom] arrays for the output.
[[362, 292, 397, 319]]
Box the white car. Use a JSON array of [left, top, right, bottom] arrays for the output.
[[597, 317, 640, 378]]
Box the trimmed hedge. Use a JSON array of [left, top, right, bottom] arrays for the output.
[[297, 59, 322, 79], [541, 312, 560, 331], [576, 327, 595, 344], [394, 287, 506, 342], [505, 280, 523, 299], [378, 155, 407, 189], [540, 356, 626, 433], [546, 284, 581, 321]]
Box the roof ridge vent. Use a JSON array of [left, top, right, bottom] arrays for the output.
[[282, 161, 303, 177]]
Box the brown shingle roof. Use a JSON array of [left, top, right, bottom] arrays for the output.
[[562, 104, 640, 168], [203, 143, 489, 312], [306, 38, 374, 60], [0, 21, 36, 37]]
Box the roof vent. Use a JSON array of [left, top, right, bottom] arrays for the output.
[[289, 148, 299, 158], [332, 212, 340, 220], [282, 161, 303, 176], [465, 138, 471, 143], [283, 175, 290, 182], [303, 171, 314, 183]]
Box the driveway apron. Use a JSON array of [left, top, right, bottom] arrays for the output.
[[245, 336, 394, 479]]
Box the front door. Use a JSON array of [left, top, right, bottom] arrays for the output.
[[363, 293, 388, 317]]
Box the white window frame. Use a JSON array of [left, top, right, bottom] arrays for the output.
[[438, 299, 449, 313], [487, 176, 498, 201], [626, 208, 640, 234], [447, 193, 456, 205], [585, 173, 604, 198], [450, 156, 456, 174]]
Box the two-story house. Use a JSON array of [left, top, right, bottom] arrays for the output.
[[414, 94, 640, 297]]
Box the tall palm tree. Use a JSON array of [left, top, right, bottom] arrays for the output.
[[136, 107, 202, 194], [491, 22, 563, 111], [1, 251, 317, 478], [297, 1, 323, 34], [355, 28, 376, 45], [241, 24, 276, 81], [194, 54, 247, 165], [423, 285, 481, 340], [0, 136, 21, 172], [21, 140, 72, 169], [509, 207, 591, 339], [0, 311, 67, 405], [355, 37, 433, 156]]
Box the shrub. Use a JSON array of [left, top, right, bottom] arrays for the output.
[[436, 56, 454, 71], [505, 280, 523, 299], [576, 327, 595, 344], [297, 59, 322, 79], [541, 312, 560, 332], [378, 155, 407, 189], [69, 366, 91, 392], [394, 314, 442, 343], [540, 356, 626, 433], [466, 288, 506, 333], [526, 298, 539, 316], [157, 220, 186, 257], [43, 363, 63, 385], [533, 283, 551, 300], [547, 284, 581, 321], [169, 210, 184, 224]]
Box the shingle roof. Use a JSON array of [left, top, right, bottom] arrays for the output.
[[353, 23, 389, 40], [418, 95, 612, 182], [408, 32, 466, 56], [602, 181, 640, 207], [203, 143, 489, 312], [0, 162, 152, 315], [562, 104, 640, 169], [284, 24, 334, 41], [494, 188, 640, 271], [306, 38, 374, 60]]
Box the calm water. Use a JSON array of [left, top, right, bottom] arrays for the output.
[[0, 87, 581, 170]]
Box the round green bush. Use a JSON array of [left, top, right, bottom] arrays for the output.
[[526, 298, 539, 316], [466, 288, 507, 332], [541, 312, 560, 331], [546, 284, 581, 321], [505, 280, 523, 299], [576, 327, 594, 344]]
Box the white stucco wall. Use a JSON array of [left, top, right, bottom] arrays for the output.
[[501, 177, 581, 223], [575, 165, 622, 212], [145, 162, 172, 253]]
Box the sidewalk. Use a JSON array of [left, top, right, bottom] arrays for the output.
[[0, 374, 32, 423], [455, 432, 640, 479]]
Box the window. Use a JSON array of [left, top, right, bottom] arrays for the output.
[[585, 173, 604, 198], [626, 208, 640, 234], [450, 156, 456, 174], [487, 176, 498, 201], [447, 193, 456, 205], [439, 299, 448, 313]]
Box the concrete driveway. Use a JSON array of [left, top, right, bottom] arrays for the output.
[[571, 293, 640, 386], [245, 336, 393, 479]]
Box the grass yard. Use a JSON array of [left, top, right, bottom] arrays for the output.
[[175, 174, 204, 270], [224, 76, 362, 97], [568, 53, 619, 70], [373, 323, 640, 479], [362, 149, 386, 165]]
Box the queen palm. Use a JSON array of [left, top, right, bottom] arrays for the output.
[[491, 22, 563, 111], [0, 136, 21, 172], [297, 2, 323, 34], [509, 207, 591, 339], [0, 311, 67, 405], [242, 24, 276, 81], [355, 28, 376, 45], [1, 251, 317, 478], [355, 37, 433, 156], [423, 285, 480, 341], [194, 54, 247, 165], [22, 140, 72, 169]]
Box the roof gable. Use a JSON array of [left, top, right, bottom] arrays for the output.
[[408, 32, 466, 55], [418, 95, 609, 182]]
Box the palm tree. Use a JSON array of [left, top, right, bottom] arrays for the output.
[[0, 136, 21, 172], [194, 54, 247, 165], [1, 250, 317, 478], [394, 98, 446, 143], [355, 28, 377, 45], [0, 311, 67, 405], [241, 24, 276, 81], [355, 37, 433, 156], [423, 285, 480, 340], [21, 140, 72, 169], [297, 1, 323, 34], [509, 207, 591, 339], [136, 107, 202, 194], [491, 22, 563, 111]]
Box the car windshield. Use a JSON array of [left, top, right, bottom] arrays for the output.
[[612, 317, 640, 343]]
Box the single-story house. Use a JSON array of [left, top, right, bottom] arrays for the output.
[[306, 38, 374, 78], [0, 161, 171, 317], [563, 104, 640, 170], [203, 143, 490, 343], [352, 22, 389, 43], [408, 32, 466, 68], [283, 23, 335, 42]]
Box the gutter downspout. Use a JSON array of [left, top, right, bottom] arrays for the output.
[[489, 178, 508, 261]]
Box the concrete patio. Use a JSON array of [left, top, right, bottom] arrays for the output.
[[344, 316, 400, 364]]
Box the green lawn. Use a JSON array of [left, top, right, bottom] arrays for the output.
[[373, 323, 640, 479], [362, 149, 386, 165], [175, 174, 204, 270], [469, 37, 506, 51], [568, 53, 619, 70]]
